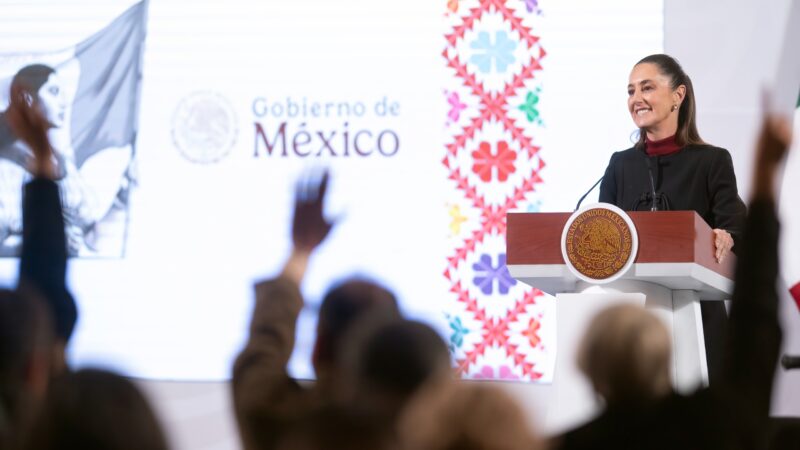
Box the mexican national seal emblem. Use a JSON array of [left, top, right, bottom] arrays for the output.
[[172, 91, 238, 164], [561, 203, 638, 283]]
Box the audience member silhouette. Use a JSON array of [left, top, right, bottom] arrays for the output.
[[274, 318, 454, 449], [0, 77, 82, 450], [2, 82, 168, 450], [398, 381, 542, 450], [577, 303, 672, 407], [345, 319, 452, 422], [232, 172, 402, 450], [23, 369, 169, 450], [0, 290, 53, 450], [4, 82, 77, 353]]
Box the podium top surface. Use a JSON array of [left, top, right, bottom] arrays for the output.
[[506, 211, 735, 299]]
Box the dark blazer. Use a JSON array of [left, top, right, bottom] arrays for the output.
[[599, 144, 746, 249], [232, 277, 330, 450]]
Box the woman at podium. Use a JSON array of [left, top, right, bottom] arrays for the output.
[[598, 54, 747, 384], [599, 54, 746, 263]]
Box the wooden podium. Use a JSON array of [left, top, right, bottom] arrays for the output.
[[506, 209, 735, 432]]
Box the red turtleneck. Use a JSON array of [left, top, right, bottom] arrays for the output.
[[645, 134, 682, 156]]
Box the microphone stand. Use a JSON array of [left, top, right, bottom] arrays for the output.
[[575, 175, 604, 211], [782, 354, 800, 370], [645, 156, 658, 211]]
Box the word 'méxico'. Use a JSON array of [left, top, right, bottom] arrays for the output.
[[253, 96, 401, 158]]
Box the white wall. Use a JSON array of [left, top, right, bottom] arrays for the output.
[[664, 0, 800, 417], [665, 0, 791, 200], [136, 380, 239, 450]]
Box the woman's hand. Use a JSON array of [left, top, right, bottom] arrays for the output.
[[280, 170, 334, 285], [291, 170, 333, 253], [713, 228, 734, 264], [751, 106, 792, 202], [6, 84, 56, 179]]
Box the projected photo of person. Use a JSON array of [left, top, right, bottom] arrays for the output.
[[0, 64, 132, 257]]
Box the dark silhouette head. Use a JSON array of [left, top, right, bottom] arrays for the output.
[[399, 382, 541, 450], [0, 289, 53, 449], [312, 278, 400, 377], [25, 368, 169, 450], [350, 319, 451, 420], [577, 303, 672, 407]]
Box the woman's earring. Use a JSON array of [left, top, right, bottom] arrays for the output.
[[671, 104, 678, 112]]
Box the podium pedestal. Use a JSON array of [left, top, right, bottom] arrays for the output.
[[506, 210, 734, 434], [546, 280, 708, 433]]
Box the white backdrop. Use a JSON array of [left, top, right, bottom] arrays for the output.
[[0, 0, 798, 448], [0, 0, 662, 382]]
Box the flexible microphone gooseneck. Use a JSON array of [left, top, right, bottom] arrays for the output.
[[575, 175, 604, 211], [645, 157, 658, 211]]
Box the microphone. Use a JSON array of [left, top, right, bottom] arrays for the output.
[[782, 354, 800, 370], [575, 175, 604, 211], [645, 157, 658, 211]]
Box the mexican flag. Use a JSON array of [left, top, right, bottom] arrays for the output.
[[781, 94, 800, 313], [774, 0, 800, 314]]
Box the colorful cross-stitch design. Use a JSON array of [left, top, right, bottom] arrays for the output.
[[443, 0, 551, 381]]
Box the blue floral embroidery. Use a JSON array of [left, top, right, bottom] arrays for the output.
[[470, 31, 517, 74]]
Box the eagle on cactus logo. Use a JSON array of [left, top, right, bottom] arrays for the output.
[[562, 204, 638, 284], [171, 91, 238, 164]]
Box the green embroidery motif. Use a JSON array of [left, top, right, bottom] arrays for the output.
[[518, 87, 544, 125]]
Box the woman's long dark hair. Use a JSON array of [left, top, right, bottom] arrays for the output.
[[0, 64, 56, 149], [633, 54, 706, 149]]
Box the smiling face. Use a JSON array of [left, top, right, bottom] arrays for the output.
[[627, 62, 685, 140], [36, 73, 67, 129]]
